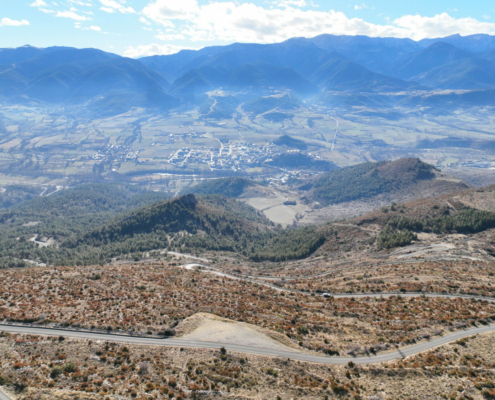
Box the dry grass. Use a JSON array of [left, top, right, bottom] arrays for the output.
[[2, 332, 495, 399], [280, 260, 495, 297], [2, 263, 495, 357]]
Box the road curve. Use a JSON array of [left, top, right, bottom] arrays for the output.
[[185, 263, 495, 302], [1, 322, 494, 366]]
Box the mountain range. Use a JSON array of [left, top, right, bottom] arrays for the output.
[[2, 33, 495, 115]]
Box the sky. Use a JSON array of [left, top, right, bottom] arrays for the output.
[[1, 0, 495, 58]]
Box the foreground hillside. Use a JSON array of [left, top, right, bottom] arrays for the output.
[[5, 329, 495, 400], [2, 262, 495, 399]]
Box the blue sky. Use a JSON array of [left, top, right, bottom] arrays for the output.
[[1, 0, 494, 57]]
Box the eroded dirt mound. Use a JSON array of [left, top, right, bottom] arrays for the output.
[[176, 313, 298, 351]]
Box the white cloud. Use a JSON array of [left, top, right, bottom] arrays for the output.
[[394, 13, 495, 40], [69, 0, 92, 5], [30, 0, 48, 6], [140, 17, 151, 25], [56, 10, 91, 20], [40, 8, 55, 13], [484, 15, 491, 20], [142, 0, 198, 21], [155, 32, 186, 41], [124, 43, 200, 58], [275, 0, 307, 7], [74, 23, 100, 31], [141, 1, 495, 43], [354, 4, 367, 10], [0, 18, 30, 27], [99, 0, 135, 14]]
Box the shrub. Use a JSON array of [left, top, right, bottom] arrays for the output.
[[331, 381, 348, 395], [63, 362, 77, 373], [50, 366, 63, 378], [297, 325, 309, 335], [266, 368, 278, 377]]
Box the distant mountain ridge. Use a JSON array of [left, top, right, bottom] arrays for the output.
[[0, 46, 179, 115], [2, 33, 495, 113]]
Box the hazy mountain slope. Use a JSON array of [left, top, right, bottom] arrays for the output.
[[480, 49, 495, 62], [200, 95, 241, 119], [199, 41, 345, 78], [0, 47, 119, 100], [419, 34, 495, 53], [170, 62, 318, 99], [306, 34, 422, 73], [0, 45, 49, 66], [311, 58, 420, 92], [0, 68, 29, 98], [140, 43, 260, 80], [388, 42, 473, 80], [170, 42, 413, 94], [169, 67, 220, 97], [415, 58, 495, 89], [242, 94, 303, 116], [0, 49, 180, 113], [224, 63, 318, 97], [68, 57, 170, 101], [3, 34, 495, 112], [13, 47, 118, 78]]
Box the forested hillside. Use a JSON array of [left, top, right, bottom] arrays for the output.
[[311, 158, 438, 205], [0, 190, 327, 267], [181, 177, 257, 198], [0, 184, 170, 268], [377, 208, 495, 249]]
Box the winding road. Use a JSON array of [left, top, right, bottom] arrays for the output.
[[2, 291, 495, 367]]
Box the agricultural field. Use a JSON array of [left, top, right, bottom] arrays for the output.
[[1, 104, 495, 195]]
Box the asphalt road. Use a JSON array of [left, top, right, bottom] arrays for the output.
[[0, 389, 10, 400], [2, 322, 495, 366]]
